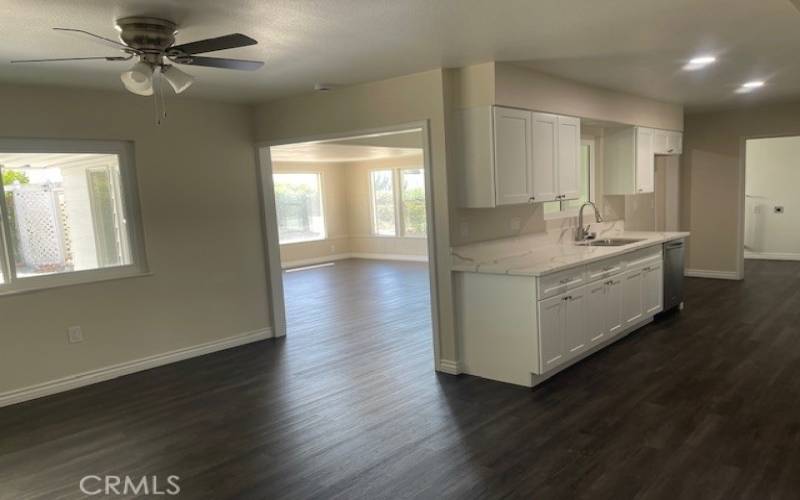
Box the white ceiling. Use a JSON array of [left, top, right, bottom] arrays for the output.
[[2, 0, 800, 110]]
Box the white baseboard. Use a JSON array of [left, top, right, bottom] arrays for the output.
[[283, 252, 428, 269], [0, 327, 273, 408], [745, 251, 800, 262], [685, 269, 741, 280], [438, 359, 460, 375], [350, 252, 428, 262], [282, 253, 351, 269]]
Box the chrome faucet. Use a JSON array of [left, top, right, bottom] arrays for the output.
[[576, 201, 603, 241]]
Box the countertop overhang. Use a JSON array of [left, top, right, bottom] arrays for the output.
[[451, 231, 690, 277]]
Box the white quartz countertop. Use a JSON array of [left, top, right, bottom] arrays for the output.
[[451, 231, 690, 277]]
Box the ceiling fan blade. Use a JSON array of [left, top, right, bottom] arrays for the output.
[[169, 33, 257, 55], [53, 28, 132, 51], [11, 55, 132, 63], [175, 56, 264, 71]]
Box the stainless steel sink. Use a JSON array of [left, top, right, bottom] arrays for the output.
[[576, 238, 646, 247]]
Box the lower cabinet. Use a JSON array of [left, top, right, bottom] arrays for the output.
[[537, 260, 663, 374]]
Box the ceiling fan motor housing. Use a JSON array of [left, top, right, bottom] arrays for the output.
[[116, 17, 177, 56]]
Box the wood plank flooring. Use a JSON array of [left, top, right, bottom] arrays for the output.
[[2, 258, 800, 499]]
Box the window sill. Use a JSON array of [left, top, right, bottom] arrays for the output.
[[0, 266, 151, 298], [278, 237, 328, 246]]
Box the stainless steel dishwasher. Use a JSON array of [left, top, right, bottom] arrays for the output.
[[663, 239, 685, 311]]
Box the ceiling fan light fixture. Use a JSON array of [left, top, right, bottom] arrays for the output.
[[162, 65, 195, 94], [121, 60, 154, 96]]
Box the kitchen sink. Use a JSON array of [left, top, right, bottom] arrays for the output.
[[576, 238, 646, 247]]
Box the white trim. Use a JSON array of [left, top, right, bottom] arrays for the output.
[[256, 121, 444, 371], [745, 251, 800, 262], [350, 252, 428, 262], [282, 253, 351, 269], [438, 359, 461, 375], [685, 269, 741, 280], [0, 327, 272, 408]]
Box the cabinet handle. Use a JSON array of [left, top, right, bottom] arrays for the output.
[[559, 278, 570, 284]]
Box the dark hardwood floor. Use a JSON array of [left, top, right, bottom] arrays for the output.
[[2, 258, 800, 499]]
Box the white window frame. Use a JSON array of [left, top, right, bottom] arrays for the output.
[[544, 138, 596, 220], [0, 138, 148, 296], [273, 171, 327, 246], [369, 166, 426, 239]]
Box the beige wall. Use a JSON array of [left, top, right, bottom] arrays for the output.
[[253, 69, 457, 368], [681, 100, 800, 274], [0, 84, 269, 394]]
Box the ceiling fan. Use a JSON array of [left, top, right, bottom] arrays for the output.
[[11, 17, 264, 97]]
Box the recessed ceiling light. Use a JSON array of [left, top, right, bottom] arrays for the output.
[[683, 55, 717, 71], [742, 80, 765, 88], [689, 56, 716, 65]]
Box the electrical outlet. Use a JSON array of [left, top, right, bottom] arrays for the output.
[[330, 244, 336, 253], [510, 217, 521, 231], [460, 221, 469, 237], [67, 326, 84, 344]]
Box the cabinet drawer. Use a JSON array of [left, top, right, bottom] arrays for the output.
[[626, 246, 662, 270], [586, 256, 624, 282], [537, 266, 586, 300]]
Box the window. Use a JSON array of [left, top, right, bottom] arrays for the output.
[[0, 139, 145, 294], [273, 173, 325, 244], [370, 167, 427, 238], [544, 140, 595, 218]]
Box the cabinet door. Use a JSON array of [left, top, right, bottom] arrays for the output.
[[557, 115, 581, 200], [586, 282, 608, 346], [622, 268, 644, 326], [653, 129, 669, 155], [538, 294, 566, 372], [635, 127, 655, 193], [564, 286, 588, 358], [667, 132, 682, 155], [642, 262, 663, 316], [493, 107, 533, 205], [606, 277, 624, 336], [531, 112, 559, 202]]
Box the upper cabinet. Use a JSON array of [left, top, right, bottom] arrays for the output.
[[604, 126, 683, 195], [458, 106, 581, 208], [653, 129, 683, 155]]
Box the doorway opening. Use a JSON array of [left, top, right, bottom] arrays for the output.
[[257, 125, 438, 366], [743, 136, 800, 265]]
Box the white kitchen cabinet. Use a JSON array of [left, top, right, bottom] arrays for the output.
[[538, 293, 567, 372], [635, 127, 655, 193], [457, 106, 581, 207], [557, 115, 581, 201], [622, 267, 645, 326], [586, 281, 608, 346], [654, 129, 683, 155], [531, 112, 558, 202], [564, 287, 588, 357], [493, 107, 533, 205], [642, 262, 664, 316], [604, 126, 661, 194], [605, 277, 624, 336]]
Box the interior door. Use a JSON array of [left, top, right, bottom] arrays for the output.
[[538, 294, 565, 372], [635, 127, 655, 193], [557, 115, 581, 200], [531, 112, 558, 202], [493, 107, 533, 205]]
